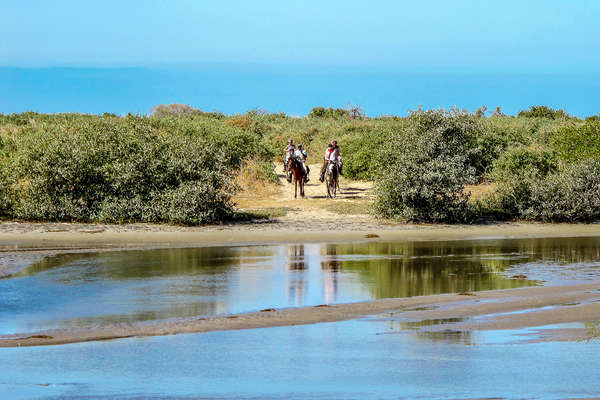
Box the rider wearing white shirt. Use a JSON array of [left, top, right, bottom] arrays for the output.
[[320, 143, 334, 182], [294, 144, 310, 182]]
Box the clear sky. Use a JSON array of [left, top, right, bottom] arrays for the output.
[[2, 0, 600, 71]]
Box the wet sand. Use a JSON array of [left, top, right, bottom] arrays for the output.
[[2, 220, 600, 255], [2, 282, 599, 347]]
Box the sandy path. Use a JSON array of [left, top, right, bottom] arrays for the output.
[[2, 282, 599, 347], [234, 163, 376, 226]]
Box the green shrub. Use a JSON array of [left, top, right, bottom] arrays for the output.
[[518, 106, 571, 120], [489, 146, 556, 182], [374, 110, 480, 222], [0, 116, 253, 224], [308, 107, 349, 119], [586, 114, 600, 122], [551, 121, 600, 163], [341, 127, 388, 180], [483, 159, 600, 222], [523, 159, 600, 221]]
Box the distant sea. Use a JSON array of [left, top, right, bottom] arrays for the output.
[[1, 65, 599, 117]]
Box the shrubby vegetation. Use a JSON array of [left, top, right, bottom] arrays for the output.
[[517, 105, 571, 120], [1, 103, 599, 224], [374, 110, 480, 222], [482, 159, 600, 222], [0, 113, 263, 224]]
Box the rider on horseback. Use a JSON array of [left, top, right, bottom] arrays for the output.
[[283, 138, 295, 181], [320, 143, 333, 182], [294, 144, 310, 182], [320, 141, 343, 182], [332, 140, 343, 175]]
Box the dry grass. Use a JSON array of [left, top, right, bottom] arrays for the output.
[[323, 200, 372, 215], [241, 207, 291, 219], [234, 159, 281, 199], [465, 183, 496, 201]]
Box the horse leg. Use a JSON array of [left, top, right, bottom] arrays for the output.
[[294, 173, 298, 198]]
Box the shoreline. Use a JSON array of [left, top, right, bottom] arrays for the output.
[[2, 220, 600, 248], [1, 282, 599, 348]]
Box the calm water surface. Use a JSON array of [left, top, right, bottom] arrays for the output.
[[2, 237, 600, 334], [1, 319, 599, 399]]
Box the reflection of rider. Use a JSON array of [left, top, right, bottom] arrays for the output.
[[287, 245, 306, 306], [294, 144, 310, 182], [321, 245, 340, 304]]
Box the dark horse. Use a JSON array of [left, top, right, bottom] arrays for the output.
[[287, 156, 307, 198], [325, 160, 339, 199]]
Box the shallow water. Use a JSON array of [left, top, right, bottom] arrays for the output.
[[2, 236, 600, 334], [1, 319, 599, 399]]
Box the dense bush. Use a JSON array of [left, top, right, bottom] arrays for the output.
[[518, 106, 571, 120], [1, 104, 600, 225], [308, 107, 349, 119], [586, 114, 600, 122], [489, 146, 556, 182], [482, 159, 600, 222], [0, 115, 260, 224], [551, 121, 600, 163], [374, 110, 481, 222]]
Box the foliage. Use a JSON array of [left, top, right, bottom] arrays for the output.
[[308, 107, 349, 119], [489, 146, 556, 182], [2, 103, 600, 224], [340, 125, 388, 180], [0, 115, 262, 224], [481, 159, 600, 222], [586, 114, 600, 122], [374, 110, 480, 222], [551, 121, 600, 163], [524, 159, 600, 221], [517, 105, 570, 120], [151, 103, 198, 117]]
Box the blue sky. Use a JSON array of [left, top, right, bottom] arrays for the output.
[[2, 0, 600, 71]]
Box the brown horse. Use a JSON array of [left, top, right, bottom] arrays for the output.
[[287, 156, 306, 198]]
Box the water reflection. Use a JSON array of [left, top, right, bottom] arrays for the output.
[[2, 237, 600, 334], [287, 245, 307, 306]]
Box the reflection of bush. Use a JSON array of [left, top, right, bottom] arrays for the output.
[[323, 238, 600, 299]]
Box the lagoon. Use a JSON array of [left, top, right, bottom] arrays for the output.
[[3, 237, 600, 335]]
